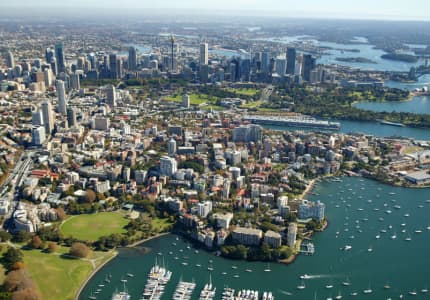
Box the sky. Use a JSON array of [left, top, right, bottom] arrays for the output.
[[2, 0, 430, 20]]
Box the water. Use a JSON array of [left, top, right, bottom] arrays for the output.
[[80, 177, 430, 300], [354, 96, 430, 114], [263, 120, 430, 140], [385, 75, 430, 91], [258, 36, 424, 72]]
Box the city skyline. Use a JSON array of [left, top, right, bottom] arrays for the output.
[[1, 0, 430, 21]]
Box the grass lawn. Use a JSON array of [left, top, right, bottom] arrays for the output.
[[164, 93, 213, 105], [240, 100, 262, 108], [23, 248, 115, 300], [60, 212, 129, 241], [226, 88, 259, 96]]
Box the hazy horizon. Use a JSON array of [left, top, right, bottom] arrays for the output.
[[1, 0, 430, 21]]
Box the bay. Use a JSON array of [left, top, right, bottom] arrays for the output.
[[79, 177, 430, 300]]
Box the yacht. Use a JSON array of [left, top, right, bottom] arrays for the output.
[[300, 274, 311, 280], [409, 290, 417, 296], [391, 233, 397, 240], [342, 277, 351, 286], [264, 264, 271, 272], [350, 292, 358, 296], [335, 291, 342, 299], [404, 213, 410, 217], [343, 245, 352, 251], [245, 269, 253, 273], [421, 287, 428, 293], [367, 246, 373, 252], [297, 280, 306, 290], [375, 234, 380, 239], [415, 229, 423, 234]]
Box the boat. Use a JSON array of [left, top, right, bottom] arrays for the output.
[[173, 280, 196, 299], [405, 235, 412, 241], [394, 205, 401, 209], [421, 287, 428, 293], [300, 274, 311, 280], [367, 246, 373, 252], [141, 261, 172, 300], [343, 245, 352, 251], [350, 292, 358, 296], [112, 283, 130, 300], [375, 235, 380, 239], [231, 266, 237, 269], [297, 280, 306, 290], [196, 264, 201, 267], [233, 274, 240, 278], [199, 275, 216, 300], [335, 291, 342, 299], [415, 229, 423, 234], [404, 213, 410, 217], [326, 280, 334, 289], [126, 273, 134, 278], [88, 292, 97, 300], [264, 263, 271, 272], [342, 277, 351, 286], [384, 282, 391, 289], [391, 233, 397, 240], [363, 283, 372, 294], [245, 269, 252, 273], [409, 290, 417, 296]]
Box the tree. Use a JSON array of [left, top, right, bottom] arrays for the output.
[[4, 269, 40, 300], [0, 231, 12, 242], [28, 236, 43, 249], [69, 242, 90, 258], [3, 247, 23, 272], [84, 189, 96, 203], [12, 231, 31, 243], [46, 242, 58, 254], [56, 207, 67, 220]]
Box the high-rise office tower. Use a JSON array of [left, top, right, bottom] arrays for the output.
[[106, 85, 117, 107], [170, 35, 175, 72], [56, 80, 67, 114], [302, 54, 316, 81], [43, 69, 53, 88], [116, 58, 123, 79], [45, 48, 54, 64], [128, 47, 137, 71], [286, 48, 296, 75], [50, 57, 58, 75], [67, 107, 77, 127], [32, 110, 44, 126], [70, 73, 80, 90], [6, 51, 15, 68], [109, 53, 118, 79], [275, 58, 286, 76], [55, 43, 66, 73], [200, 43, 208, 65], [261, 51, 270, 72], [31, 126, 46, 146], [41, 101, 54, 134]]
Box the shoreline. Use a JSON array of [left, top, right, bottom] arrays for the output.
[[299, 178, 317, 200], [75, 232, 170, 300], [74, 250, 118, 300]]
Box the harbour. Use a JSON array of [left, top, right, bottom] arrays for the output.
[[80, 177, 430, 300]]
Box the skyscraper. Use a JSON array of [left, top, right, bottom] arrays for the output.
[[109, 53, 118, 79], [168, 139, 177, 157], [128, 47, 137, 71], [170, 35, 175, 72], [67, 107, 77, 127], [70, 73, 80, 90], [106, 85, 117, 107], [182, 94, 190, 108], [302, 54, 316, 81], [200, 43, 208, 65], [56, 80, 67, 115], [41, 101, 54, 134], [286, 48, 296, 75], [6, 51, 14, 68], [55, 43, 66, 73], [261, 51, 270, 72]]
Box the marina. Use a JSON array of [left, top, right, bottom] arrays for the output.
[[80, 177, 430, 300]]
